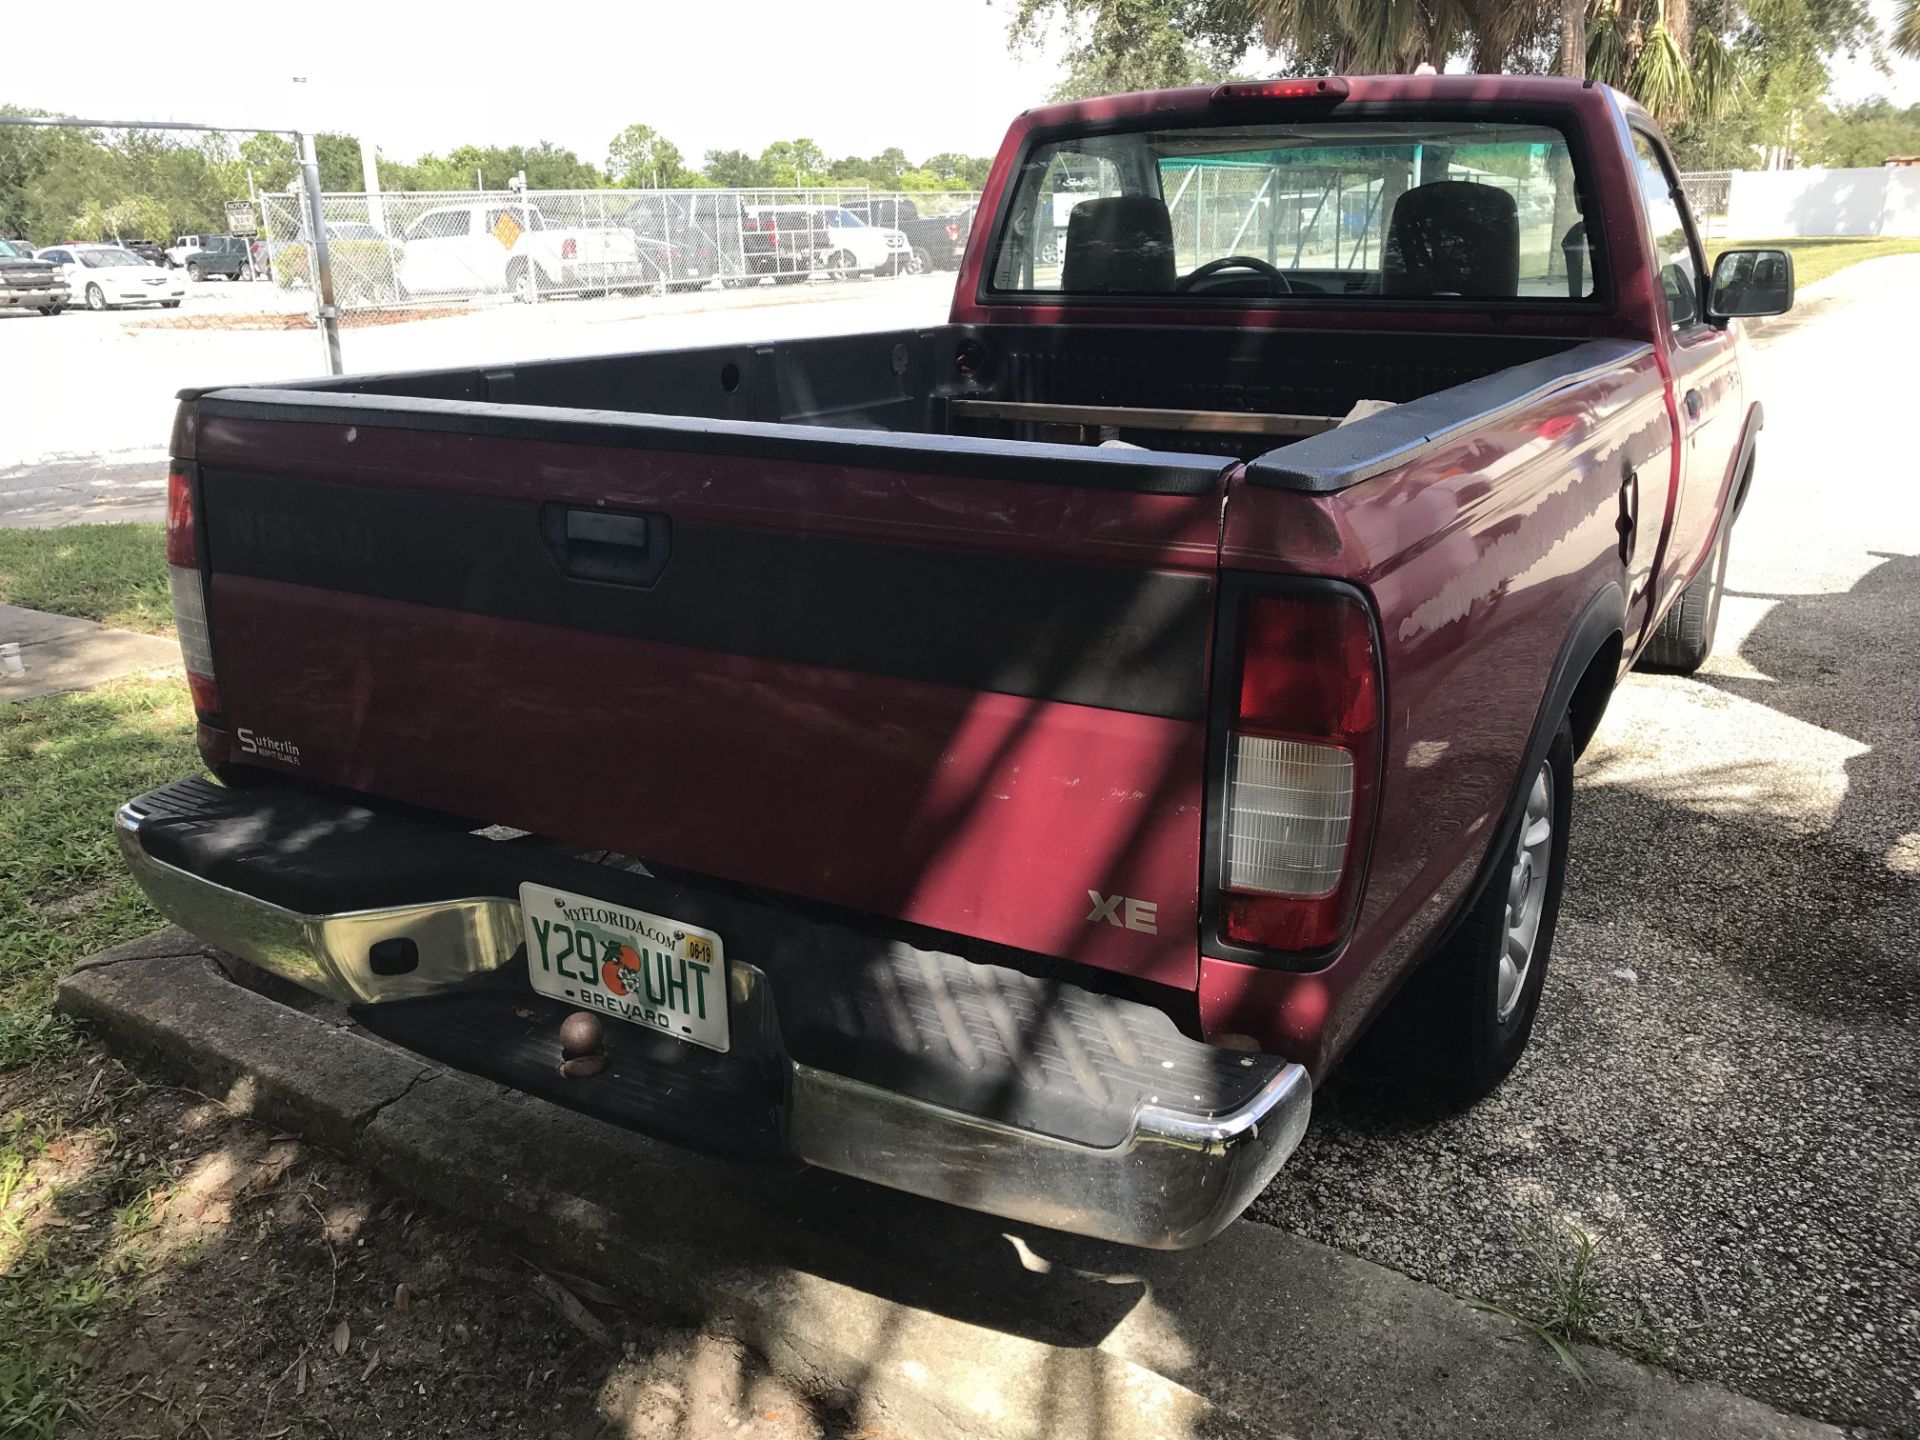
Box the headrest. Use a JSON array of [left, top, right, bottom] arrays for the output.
[[1061, 196, 1176, 294], [1382, 182, 1520, 297]]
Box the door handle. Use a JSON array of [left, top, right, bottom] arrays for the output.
[[1683, 388, 1704, 421], [1617, 464, 1639, 563], [542, 505, 672, 588]]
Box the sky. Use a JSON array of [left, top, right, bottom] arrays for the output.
[[2, 1, 1068, 167], [5, 0, 1918, 169]]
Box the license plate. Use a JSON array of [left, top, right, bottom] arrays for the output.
[[520, 883, 729, 1052]]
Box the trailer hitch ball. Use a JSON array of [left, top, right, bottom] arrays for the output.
[[559, 1011, 605, 1078]]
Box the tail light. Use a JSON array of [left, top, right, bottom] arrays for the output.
[[561, 236, 578, 260], [165, 463, 220, 718], [1217, 589, 1380, 954], [946, 222, 961, 242], [1211, 77, 1351, 103]]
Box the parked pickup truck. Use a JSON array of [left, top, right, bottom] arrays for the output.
[[0, 238, 68, 314], [121, 76, 1790, 1249], [397, 201, 644, 302], [840, 195, 974, 274]]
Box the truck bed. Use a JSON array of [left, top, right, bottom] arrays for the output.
[[256, 324, 1603, 469]]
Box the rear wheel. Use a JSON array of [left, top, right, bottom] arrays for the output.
[[161, 300, 181, 309], [39, 304, 64, 316], [1638, 528, 1729, 674], [906, 246, 930, 276], [185, 261, 202, 282], [85, 284, 107, 311], [1377, 718, 1572, 1103]]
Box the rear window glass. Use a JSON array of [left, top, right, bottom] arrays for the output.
[[989, 118, 1597, 303]]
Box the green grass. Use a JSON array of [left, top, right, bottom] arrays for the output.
[[1716, 235, 1920, 291], [0, 676, 199, 1052], [1471, 1217, 1679, 1389], [0, 524, 172, 636]]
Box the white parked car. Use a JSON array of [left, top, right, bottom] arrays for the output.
[[36, 244, 186, 310], [813, 206, 910, 276], [397, 202, 643, 302]]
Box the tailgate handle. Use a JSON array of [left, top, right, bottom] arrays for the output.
[[542, 505, 672, 588]]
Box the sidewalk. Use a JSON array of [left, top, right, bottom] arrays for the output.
[[59, 935, 1843, 1440], [0, 602, 179, 699]]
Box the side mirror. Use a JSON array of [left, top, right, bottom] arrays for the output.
[[1709, 248, 1794, 319]]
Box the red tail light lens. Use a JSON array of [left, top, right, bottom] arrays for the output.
[[561, 237, 578, 260], [1211, 77, 1351, 103], [165, 464, 196, 566], [946, 222, 960, 241], [1219, 590, 1380, 953]]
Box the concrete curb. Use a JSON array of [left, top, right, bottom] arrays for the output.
[[60, 934, 1841, 1440]]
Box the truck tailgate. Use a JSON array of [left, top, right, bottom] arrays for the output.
[[186, 392, 1231, 988]]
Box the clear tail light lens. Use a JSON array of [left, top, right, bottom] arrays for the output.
[[1225, 735, 1354, 895], [1219, 590, 1381, 954]]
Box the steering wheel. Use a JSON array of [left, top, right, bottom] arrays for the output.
[[1175, 255, 1293, 294]]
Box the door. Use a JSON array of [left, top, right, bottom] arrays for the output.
[[399, 209, 474, 293], [1629, 129, 1742, 621]]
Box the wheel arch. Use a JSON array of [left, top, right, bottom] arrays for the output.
[[1447, 581, 1625, 936]]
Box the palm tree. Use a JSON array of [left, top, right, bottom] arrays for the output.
[[1586, 0, 1738, 122], [1896, 0, 1920, 56]]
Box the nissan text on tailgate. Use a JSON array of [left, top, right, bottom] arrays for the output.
[[121, 77, 1792, 1248]]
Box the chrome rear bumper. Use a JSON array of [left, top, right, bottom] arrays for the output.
[[116, 795, 1310, 1249]]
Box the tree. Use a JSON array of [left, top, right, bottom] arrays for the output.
[[922, 152, 994, 187], [607, 123, 695, 188], [240, 132, 298, 191], [1898, 0, 1920, 55], [757, 138, 829, 187], [701, 149, 764, 187], [1011, 0, 1242, 99]]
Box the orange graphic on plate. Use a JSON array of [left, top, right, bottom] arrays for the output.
[[602, 943, 646, 997]]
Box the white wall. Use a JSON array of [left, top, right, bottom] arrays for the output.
[[1727, 167, 1920, 238]]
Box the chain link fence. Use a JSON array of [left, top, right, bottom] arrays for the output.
[[1677, 171, 1735, 239], [254, 186, 982, 317]]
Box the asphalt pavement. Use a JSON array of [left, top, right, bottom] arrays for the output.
[[1248, 256, 1920, 1437]]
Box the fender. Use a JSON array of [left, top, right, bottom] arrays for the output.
[[1722, 401, 1765, 537], [1433, 580, 1626, 954]]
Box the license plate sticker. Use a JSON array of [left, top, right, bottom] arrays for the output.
[[520, 883, 729, 1052]]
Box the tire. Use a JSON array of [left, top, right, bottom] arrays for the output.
[[510, 262, 538, 304], [85, 284, 107, 311], [40, 304, 64, 316], [906, 246, 930, 276], [827, 250, 858, 280], [186, 261, 202, 281], [1376, 718, 1573, 1103], [1638, 527, 1729, 674], [161, 300, 181, 309]]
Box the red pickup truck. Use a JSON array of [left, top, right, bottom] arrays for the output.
[[120, 76, 1791, 1249]]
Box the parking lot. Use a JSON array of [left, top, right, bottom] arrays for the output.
[[3, 255, 1916, 1435], [0, 271, 957, 526]]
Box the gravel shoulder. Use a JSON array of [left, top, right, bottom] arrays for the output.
[[1248, 256, 1920, 1436]]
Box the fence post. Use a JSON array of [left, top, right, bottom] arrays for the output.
[[296, 130, 343, 375]]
